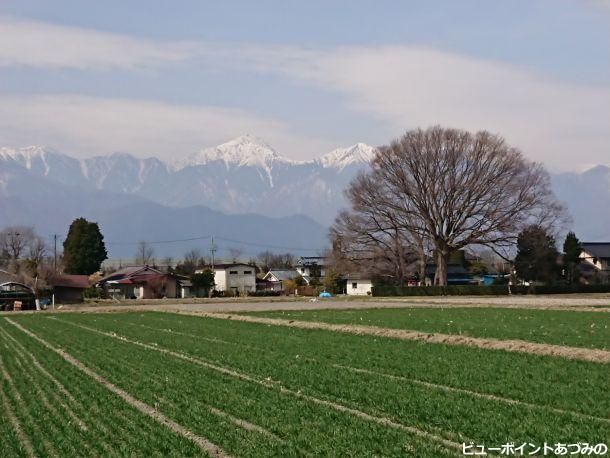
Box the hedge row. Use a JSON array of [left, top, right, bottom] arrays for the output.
[[372, 284, 610, 296]]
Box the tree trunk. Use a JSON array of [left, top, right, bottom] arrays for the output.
[[434, 249, 449, 286], [418, 241, 426, 286]]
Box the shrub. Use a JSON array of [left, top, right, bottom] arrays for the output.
[[247, 291, 282, 297], [371, 284, 610, 296]]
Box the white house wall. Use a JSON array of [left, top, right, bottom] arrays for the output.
[[346, 280, 372, 296]]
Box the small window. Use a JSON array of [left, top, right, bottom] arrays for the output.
[[243, 270, 252, 274], [229, 270, 238, 274], [352, 282, 358, 289]]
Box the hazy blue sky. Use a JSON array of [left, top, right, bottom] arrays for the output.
[[1, 1, 609, 170]]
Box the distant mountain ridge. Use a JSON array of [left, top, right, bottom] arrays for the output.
[[0, 136, 377, 223], [1, 137, 609, 257]]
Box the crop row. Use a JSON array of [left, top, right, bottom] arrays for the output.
[[105, 311, 609, 417], [243, 307, 610, 349], [0, 320, 203, 457], [12, 312, 610, 453], [4, 316, 453, 457]]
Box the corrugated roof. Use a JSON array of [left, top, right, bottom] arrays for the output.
[[98, 266, 163, 283], [52, 274, 90, 289]]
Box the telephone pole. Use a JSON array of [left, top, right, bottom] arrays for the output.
[[53, 234, 58, 273], [210, 236, 216, 269]]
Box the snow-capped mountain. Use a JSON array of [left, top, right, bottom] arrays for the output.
[[178, 135, 295, 168], [2, 137, 608, 247], [0, 136, 377, 223], [318, 143, 377, 170], [175, 135, 298, 187]]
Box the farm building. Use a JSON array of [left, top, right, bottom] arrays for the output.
[[50, 273, 90, 303], [344, 274, 374, 296], [0, 269, 36, 310]]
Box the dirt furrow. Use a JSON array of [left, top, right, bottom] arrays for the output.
[[51, 317, 468, 452], [5, 318, 231, 458], [197, 313, 610, 363]]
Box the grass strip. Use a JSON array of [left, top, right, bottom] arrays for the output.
[[243, 307, 610, 349]]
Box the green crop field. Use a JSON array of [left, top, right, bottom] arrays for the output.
[[1, 310, 608, 457], [245, 307, 610, 349]]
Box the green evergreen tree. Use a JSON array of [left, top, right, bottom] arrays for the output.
[[191, 269, 215, 296], [562, 231, 582, 285], [514, 225, 560, 285], [63, 218, 108, 275]]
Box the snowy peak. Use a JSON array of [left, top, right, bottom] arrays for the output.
[[0, 145, 76, 176], [319, 143, 377, 170], [178, 135, 294, 170], [0, 146, 53, 166]]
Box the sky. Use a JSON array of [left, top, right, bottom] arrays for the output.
[[0, 1, 609, 171]]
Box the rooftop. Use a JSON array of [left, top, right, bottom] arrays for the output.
[[581, 242, 610, 258]]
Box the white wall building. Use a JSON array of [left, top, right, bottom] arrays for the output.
[[199, 263, 257, 296], [345, 275, 373, 296]]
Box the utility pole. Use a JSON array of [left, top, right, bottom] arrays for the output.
[[53, 234, 57, 273], [210, 236, 216, 269]]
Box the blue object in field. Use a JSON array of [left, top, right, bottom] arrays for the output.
[[319, 292, 332, 298]]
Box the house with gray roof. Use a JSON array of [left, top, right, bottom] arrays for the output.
[[579, 242, 610, 283], [262, 269, 298, 292]]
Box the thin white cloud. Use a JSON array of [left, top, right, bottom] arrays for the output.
[[0, 15, 608, 169], [0, 15, 200, 70], [0, 95, 338, 160], [222, 44, 610, 170]]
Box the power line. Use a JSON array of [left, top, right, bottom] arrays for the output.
[[47, 232, 327, 252], [214, 236, 326, 252], [105, 235, 212, 246]]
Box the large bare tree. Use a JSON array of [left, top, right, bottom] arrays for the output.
[[377, 127, 564, 284], [330, 172, 426, 284], [336, 127, 565, 286]]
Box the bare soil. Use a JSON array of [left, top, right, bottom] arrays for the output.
[[43, 294, 610, 315]]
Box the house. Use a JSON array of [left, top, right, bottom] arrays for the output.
[[50, 274, 90, 304], [198, 263, 256, 296], [262, 269, 298, 292], [344, 274, 373, 296], [97, 266, 179, 299], [579, 243, 610, 283], [295, 256, 326, 284]]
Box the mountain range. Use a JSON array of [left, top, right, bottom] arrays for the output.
[[1, 135, 608, 258]]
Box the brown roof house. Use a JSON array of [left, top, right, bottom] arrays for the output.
[[96, 266, 179, 299], [50, 274, 90, 304]]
